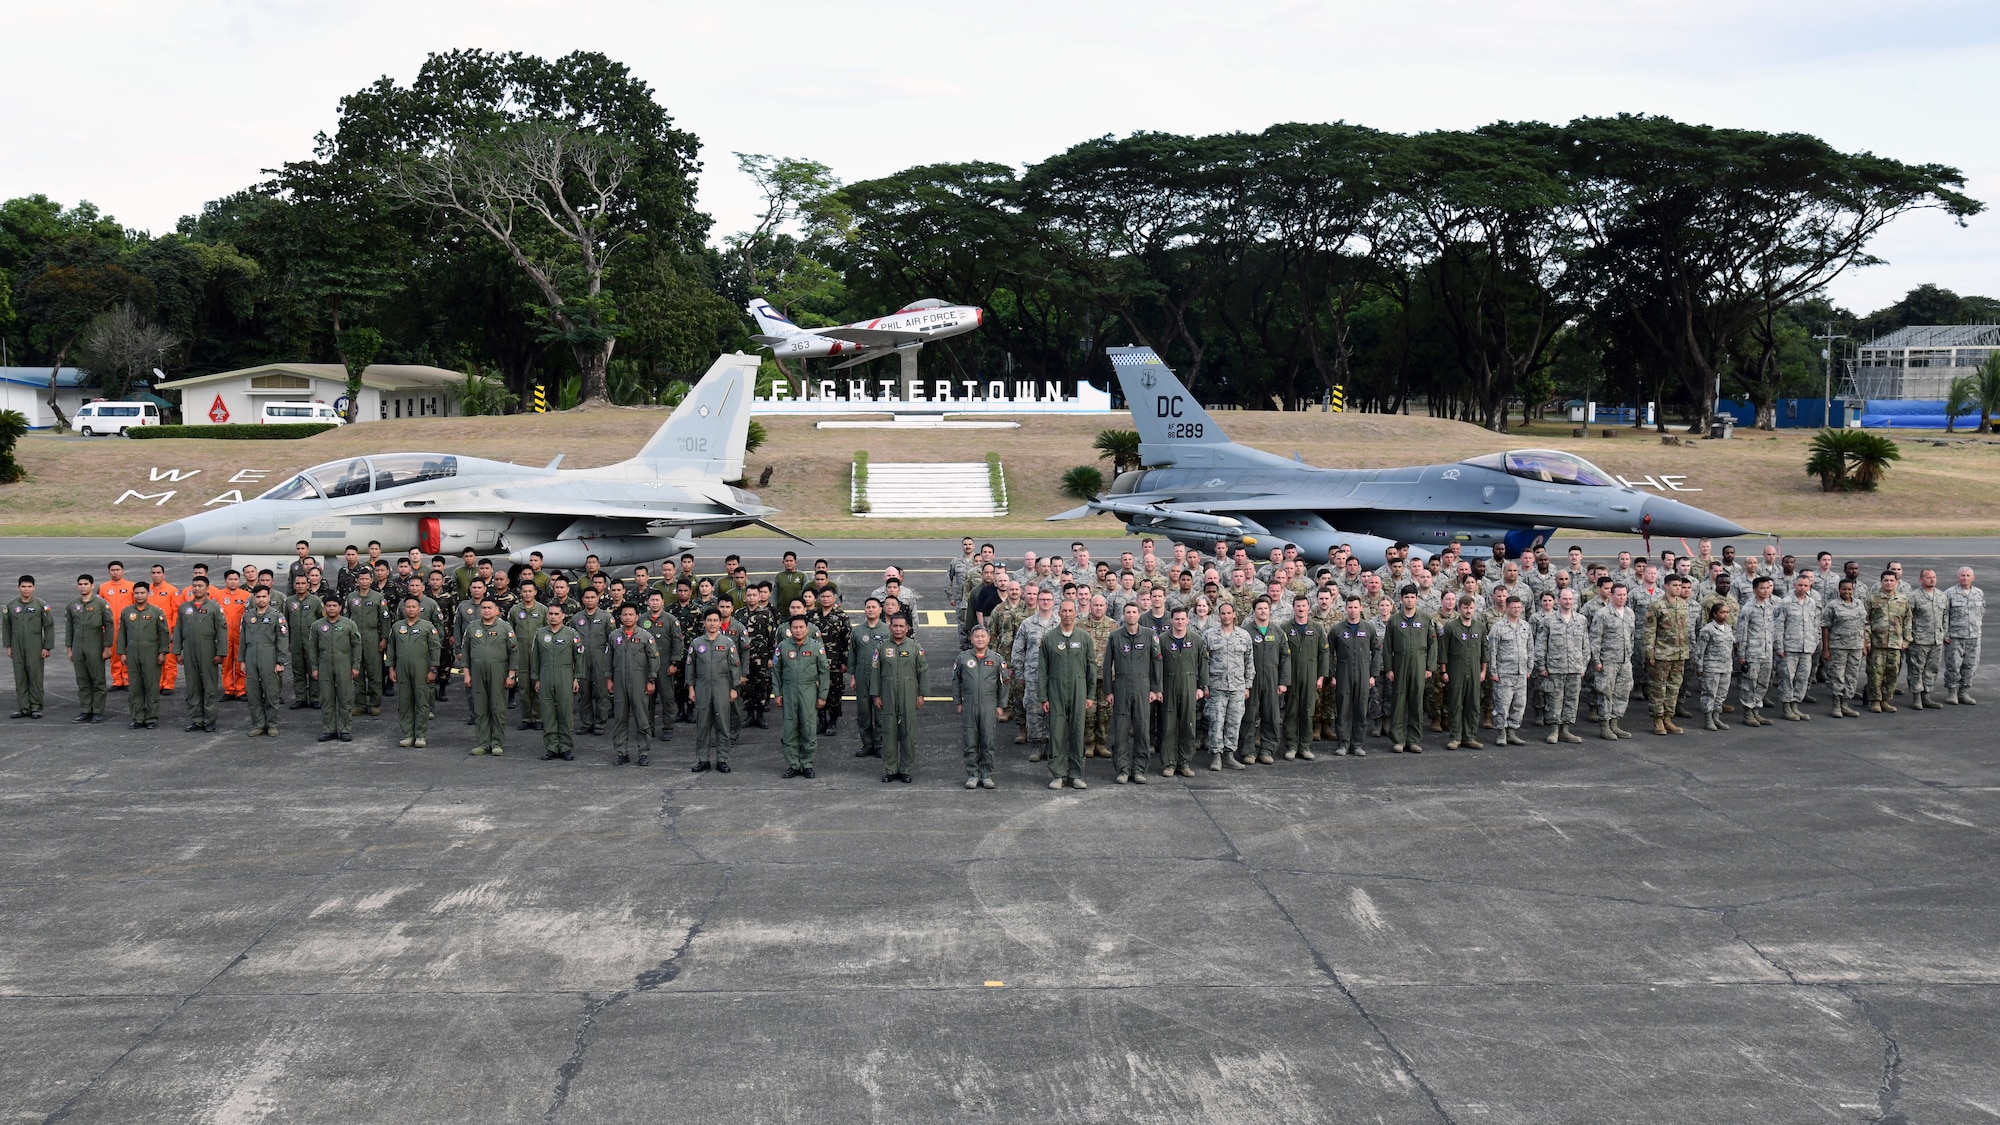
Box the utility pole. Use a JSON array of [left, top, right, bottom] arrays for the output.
[[1813, 323, 1847, 428]]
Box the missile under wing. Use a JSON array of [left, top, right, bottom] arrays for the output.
[[129, 353, 802, 566], [1049, 347, 1748, 567]]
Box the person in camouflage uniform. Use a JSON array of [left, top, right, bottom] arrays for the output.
[[1903, 568, 1949, 709], [1011, 587, 1059, 760], [1733, 576, 1780, 726], [1310, 587, 1343, 739], [1080, 594, 1116, 758], [739, 582, 777, 729], [1691, 600, 1737, 730], [1863, 570, 1913, 713], [1484, 596, 1533, 746], [667, 580, 703, 723], [1643, 574, 1694, 735], [810, 587, 850, 737], [1819, 578, 1868, 718], [1943, 567, 1984, 705], [987, 583, 1026, 743]]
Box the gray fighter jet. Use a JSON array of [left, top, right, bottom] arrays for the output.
[[1051, 346, 1749, 566], [128, 353, 800, 566]]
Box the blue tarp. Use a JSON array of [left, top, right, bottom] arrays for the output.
[[1857, 401, 1986, 429]]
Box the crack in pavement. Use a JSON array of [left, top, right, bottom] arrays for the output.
[[1836, 984, 1907, 1125], [544, 866, 729, 1124], [40, 780, 441, 1125], [1187, 787, 1460, 1125]]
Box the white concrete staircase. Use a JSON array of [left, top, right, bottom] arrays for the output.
[[858, 461, 1006, 518]]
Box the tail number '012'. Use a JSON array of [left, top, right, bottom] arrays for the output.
[[1167, 422, 1203, 439], [677, 437, 708, 452]]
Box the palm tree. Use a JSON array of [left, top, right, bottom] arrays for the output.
[[1093, 429, 1141, 475], [1978, 352, 2000, 435], [1944, 374, 1979, 434], [0, 408, 28, 483], [1805, 428, 1901, 492]]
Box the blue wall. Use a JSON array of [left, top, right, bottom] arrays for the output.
[[1716, 399, 1853, 429]]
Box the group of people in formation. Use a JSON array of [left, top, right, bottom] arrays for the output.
[[946, 535, 1986, 790], [2, 534, 1985, 792]]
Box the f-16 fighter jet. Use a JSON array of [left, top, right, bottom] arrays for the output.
[[1051, 347, 1749, 567], [129, 353, 798, 567], [748, 297, 982, 379]]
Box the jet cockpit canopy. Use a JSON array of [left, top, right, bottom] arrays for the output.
[[259, 454, 460, 501], [1462, 449, 1618, 488]]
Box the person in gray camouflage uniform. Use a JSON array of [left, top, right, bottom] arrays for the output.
[[1206, 602, 1255, 770], [1903, 568, 1950, 708], [1692, 600, 1737, 730], [1820, 578, 1868, 718], [1536, 589, 1589, 744], [1942, 566, 1984, 705], [1587, 584, 1636, 740], [1734, 575, 1780, 726], [1774, 575, 1819, 721]]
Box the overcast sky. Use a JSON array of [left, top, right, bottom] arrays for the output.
[[5, 0, 1997, 314]]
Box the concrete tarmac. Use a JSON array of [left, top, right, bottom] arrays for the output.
[[1, 537, 1995, 1123]]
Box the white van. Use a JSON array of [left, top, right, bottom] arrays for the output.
[[260, 401, 346, 425], [74, 401, 161, 436]]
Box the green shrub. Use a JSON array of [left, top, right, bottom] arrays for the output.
[[1061, 464, 1106, 500], [0, 409, 27, 483], [850, 450, 870, 514], [1093, 429, 1140, 474], [1805, 428, 1900, 492], [986, 452, 1008, 512], [129, 423, 338, 440]]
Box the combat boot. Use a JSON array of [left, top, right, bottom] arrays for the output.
[[1209, 753, 1223, 772], [1615, 719, 1635, 738], [1600, 721, 1618, 741], [1943, 688, 1960, 704], [1560, 724, 1582, 743], [1963, 690, 1978, 705], [1880, 698, 1897, 713], [1662, 716, 1684, 734], [1460, 737, 1482, 750], [1713, 712, 1730, 731], [1545, 726, 1562, 745], [1226, 752, 1248, 769], [1653, 716, 1669, 736], [1831, 698, 1848, 718]]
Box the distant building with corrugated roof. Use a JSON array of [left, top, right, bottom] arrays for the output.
[[1855, 325, 1999, 399]]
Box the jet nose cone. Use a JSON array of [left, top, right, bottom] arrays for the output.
[[1642, 496, 1748, 540], [128, 521, 186, 553]]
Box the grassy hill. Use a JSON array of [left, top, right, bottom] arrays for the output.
[[6, 405, 1998, 538]]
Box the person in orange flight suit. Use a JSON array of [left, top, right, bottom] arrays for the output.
[[99, 561, 136, 689], [147, 563, 182, 693], [215, 569, 252, 698]]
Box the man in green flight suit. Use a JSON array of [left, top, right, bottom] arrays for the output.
[[1281, 595, 1328, 761], [532, 602, 584, 761], [511, 581, 549, 730], [772, 613, 829, 778], [1158, 608, 1209, 777], [953, 625, 1005, 789], [606, 602, 659, 766], [389, 594, 442, 747], [116, 582, 170, 728], [1239, 597, 1292, 764], [284, 573, 321, 709], [1440, 596, 1488, 750], [871, 613, 926, 784], [67, 574, 115, 724], [238, 586, 290, 736], [345, 569, 388, 716], [310, 594, 363, 742], [1102, 601, 1162, 784], [688, 608, 739, 773], [5, 575, 54, 720], [176, 576, 230, 732], [1385, 584, 1436, 753], [1038, 597, 1098, 790], [461, 598, 517, 755], [848, 597, 893, 759]]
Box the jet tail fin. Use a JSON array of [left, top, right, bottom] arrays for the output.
[[747, 298, 801, 340], [1107, 346, 1294, 470], [631, 353, 759, 480]]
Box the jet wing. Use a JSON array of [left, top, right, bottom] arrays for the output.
[[468, 499, 754, 526], [1097, 489, 1375, 515], [812, 326, 925, 346]]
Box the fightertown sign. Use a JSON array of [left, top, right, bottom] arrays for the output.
[[752, 377, 1114, 415]]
